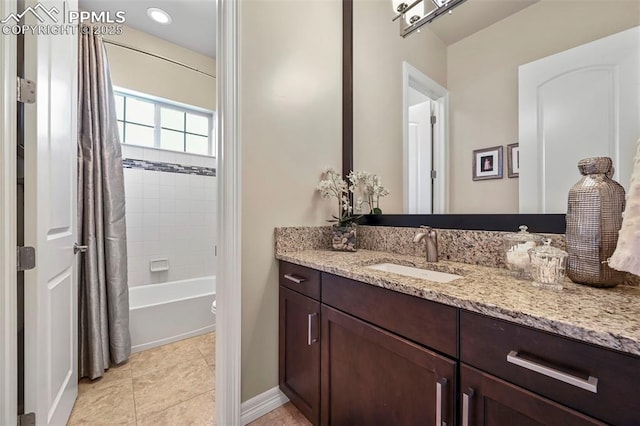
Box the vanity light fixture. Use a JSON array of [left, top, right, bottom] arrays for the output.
[[392, 0, 468, 38], [147, 7, 172, 25]]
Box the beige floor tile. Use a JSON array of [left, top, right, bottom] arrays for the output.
[[137, 390, 216, 426], [78, 362, 132, 395], [248, 403, 311, 426], [68, 377, 136, 425], [129, 339, 203, 378], [189, 333, 216, 367], [133, 357, 215, 418]]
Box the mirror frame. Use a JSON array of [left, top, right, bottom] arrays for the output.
[[342, 0, 566, 233]]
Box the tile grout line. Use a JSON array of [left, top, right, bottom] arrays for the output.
[[136, 388, 215, 424]]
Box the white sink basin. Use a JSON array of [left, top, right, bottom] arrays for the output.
[[366, 263, 463, 283]]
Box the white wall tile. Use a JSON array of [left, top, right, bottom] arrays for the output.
[[159, 172, 175, 186], [190, 174, 205, 188], [127, 241, 144, 257], [159, 198, 176, 213], [143, 184, 160, 199], [127, 227, 143, 243], [159, 184, 176, 200], [159, 151, 177, 164], [123, 161, 217, 287], [143, 198, 160, 213], [124, 181, 142, 199], [126, 197, 143, 214], [142, 170, 160, 186], [143, 148, 160, 162], [122, 145, 144, 159]]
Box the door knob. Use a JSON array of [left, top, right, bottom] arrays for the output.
[[73, 243, 88, 254]]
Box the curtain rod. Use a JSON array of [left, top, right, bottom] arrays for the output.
[[102, 39, 216, 78]]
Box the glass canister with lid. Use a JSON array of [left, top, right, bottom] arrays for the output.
[[528, 239, 568, 290], [503, 225, 544, 278]]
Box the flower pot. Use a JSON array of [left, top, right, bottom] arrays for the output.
[[331, 224, 357, 252]]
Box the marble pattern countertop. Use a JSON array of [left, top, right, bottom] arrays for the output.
[[276, 249, 640, 357]]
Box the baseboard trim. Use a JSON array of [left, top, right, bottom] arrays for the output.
[[240, 386, 289, 425]]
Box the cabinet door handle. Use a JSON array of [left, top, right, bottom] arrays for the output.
[[435, 377, 447, 426], [307, 313, 318, 345], [506, 350, 598, 393], [462, 388, 474, 426], [284, 273, 306, 284]]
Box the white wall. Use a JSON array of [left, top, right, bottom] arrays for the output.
[[239, 0, 342, 402], [121, 145, 216, 286], [447, 0, 640, 213], [104, 25, 216, 111]]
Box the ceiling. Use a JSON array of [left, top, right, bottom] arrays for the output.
[[428, 0, 540, 46], [78, 0, 216, 58]]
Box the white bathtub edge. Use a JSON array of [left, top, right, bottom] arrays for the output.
[[131, 323, 216, 354]]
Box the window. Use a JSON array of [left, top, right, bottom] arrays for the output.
[[114, 91, 215, 157]]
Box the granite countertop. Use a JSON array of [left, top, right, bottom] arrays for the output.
[[276, 249, 640, 357]]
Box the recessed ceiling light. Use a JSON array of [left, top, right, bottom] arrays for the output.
[[147, 7, 172, 25]]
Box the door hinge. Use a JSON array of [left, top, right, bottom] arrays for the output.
[[17, 77, 36, 104], [17, 246, 36, 271], [431, 170, 437, 179], [214, 245, 217, 256], [430, 115, 437, 125], [17, 413, 35, 426]]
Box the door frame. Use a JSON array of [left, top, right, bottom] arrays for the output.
[[402, 61, 449, 214], [0, 0, 242, 424], [0, 0, 18, 424], [216, 0, 242, 424]]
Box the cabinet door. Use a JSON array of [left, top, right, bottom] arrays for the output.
[[321, 305, 456, 426], [460, 364, 606, 426], [279, 286, 321, 425]]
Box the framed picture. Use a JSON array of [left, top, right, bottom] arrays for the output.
[[507, 143, 519, 178], [472, 146, 503, 181]]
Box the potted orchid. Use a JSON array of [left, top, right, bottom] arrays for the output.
[[348, 171, 390, 215], [317, 168, 361, 251]]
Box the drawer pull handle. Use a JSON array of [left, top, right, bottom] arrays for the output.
[[507, 350, 598, 393], [436, 377, 447, 426], [307, 313, 318, 345], [462, 388, 474, 426], [284, 273, 306, 284]]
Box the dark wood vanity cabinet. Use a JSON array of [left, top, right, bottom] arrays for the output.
[[460, 364, 605, 426], [278, 261, 640, 426], [321, 304, 456, 426], [279, 265, 321, 425], [461, 311, 640, 425]]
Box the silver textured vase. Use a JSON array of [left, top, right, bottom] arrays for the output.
[[566, 157, 625, 287]]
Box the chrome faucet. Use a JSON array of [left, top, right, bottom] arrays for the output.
[[413, 225, 438, 262]]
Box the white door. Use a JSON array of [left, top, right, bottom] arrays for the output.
[[23, 0, 79, 424], [519, 26, 640, 213], [407, 96, 433, 214]]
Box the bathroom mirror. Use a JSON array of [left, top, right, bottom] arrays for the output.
[[350, 0, 640, 215]]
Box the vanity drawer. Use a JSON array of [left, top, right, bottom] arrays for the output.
[[279, 261, 321, 300], [460, 311, 640, 426], [322, 273, 457, 357]]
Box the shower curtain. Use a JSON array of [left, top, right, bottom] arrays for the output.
[[77, 30, 130, 380]]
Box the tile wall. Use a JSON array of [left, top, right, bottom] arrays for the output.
[[122, 144, 217, 287]]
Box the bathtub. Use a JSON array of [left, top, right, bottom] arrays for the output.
[[129, 276, 216, 353]]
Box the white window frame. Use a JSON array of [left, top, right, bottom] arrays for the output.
[[114, 88, 216, 157]]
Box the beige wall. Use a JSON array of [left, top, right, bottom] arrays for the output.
[[447, 0, 640, 213], [353, 0, 447, 214], [104, 25, 216, 111], [239, 0, 342, 402]]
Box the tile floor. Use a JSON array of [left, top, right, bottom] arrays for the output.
[[67, 332, 310, 426], [68, 333, 216, 425]]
